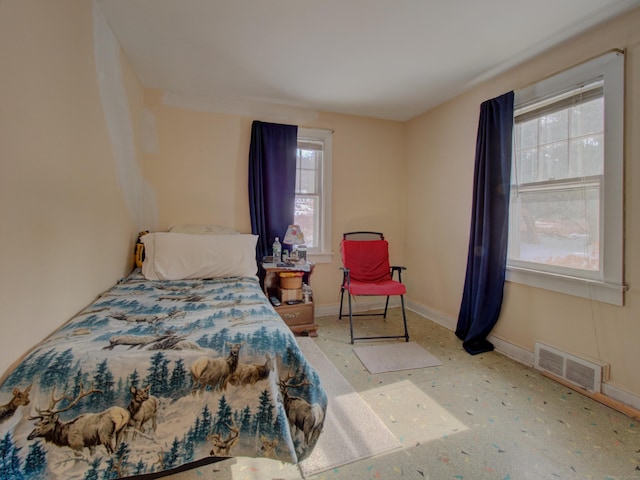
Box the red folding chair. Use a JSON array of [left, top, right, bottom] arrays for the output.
[[339, 232, 410, 344]]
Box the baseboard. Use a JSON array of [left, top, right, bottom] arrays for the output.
[[487, 335, 535, 367], [602, 382, 640, 411], [405, 299, 456, 331]]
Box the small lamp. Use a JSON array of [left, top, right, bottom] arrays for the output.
[[283, 225, 305, 260]]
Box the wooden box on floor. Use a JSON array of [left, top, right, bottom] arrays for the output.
[[278, 287, 303, 302]]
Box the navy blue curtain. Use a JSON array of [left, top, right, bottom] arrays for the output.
[[248, 121, 298, 261], [456, 91, 514, 355]]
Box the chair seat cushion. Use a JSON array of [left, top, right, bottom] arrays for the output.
[[345, 279, 406, 296]]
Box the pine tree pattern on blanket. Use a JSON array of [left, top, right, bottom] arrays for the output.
[[0, 271, 327, 479]]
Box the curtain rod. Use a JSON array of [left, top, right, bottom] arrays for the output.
[[300, 126, 335, 134], [516, 48, 624, 93]]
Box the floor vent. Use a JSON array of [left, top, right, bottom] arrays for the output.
[[534, 342, 609, 393]]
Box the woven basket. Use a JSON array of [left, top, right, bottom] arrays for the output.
[[279, 272, 303, 289]]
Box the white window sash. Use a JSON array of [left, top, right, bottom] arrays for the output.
[[297, 128, 333, 263], [507, 50, 625, 306]]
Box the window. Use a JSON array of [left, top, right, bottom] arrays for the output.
[[506, 51, 625, 305], [295, 128, 333, 262], [510, 83, 603, 276]]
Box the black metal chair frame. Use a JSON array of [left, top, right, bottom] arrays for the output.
[[339, 231, 410, 344]]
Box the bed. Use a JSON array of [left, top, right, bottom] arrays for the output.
[[0, 227, 327, 479]]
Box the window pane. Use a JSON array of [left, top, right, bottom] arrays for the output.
[[570, 134, 603, 177], [509, 185, 600, 272], [514, 147, 538, 184], [299, 169, 317, 194], [518, 119, 538, 148], [571, 98, 603, 137], [539, 110, 568, 144], [300, 151, 319, 170], [539, 141, 569, 180], [296, 134, 325, 252], [296, 147, 321, 195], [294, 196, 318, 248]]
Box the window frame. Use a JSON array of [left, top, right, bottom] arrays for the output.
[[296, 127, 333, 263], [506, 51, 625, 306]]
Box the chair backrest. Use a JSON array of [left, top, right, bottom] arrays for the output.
[[343, 231, 384, 241], [341, 237, 391, 283]]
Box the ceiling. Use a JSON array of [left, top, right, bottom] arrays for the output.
[[96, 0, 639, 122]]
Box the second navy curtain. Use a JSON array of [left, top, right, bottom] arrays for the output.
[[456, 91, 514, 355]]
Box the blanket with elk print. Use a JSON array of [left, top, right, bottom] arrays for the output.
[[0, 270, 327, 479]]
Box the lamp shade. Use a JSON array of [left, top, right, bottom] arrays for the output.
[[283, 225, 305, 245]]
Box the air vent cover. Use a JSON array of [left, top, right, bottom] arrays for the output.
[[534, 342, 609, 393]]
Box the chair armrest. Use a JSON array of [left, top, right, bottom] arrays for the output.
[[340, 267, 351, 286], [390, 265, 406, 282]]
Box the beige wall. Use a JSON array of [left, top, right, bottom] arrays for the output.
[[0, 0, 143, 375], [405, 9, 640, 401], [141, 94, 406, 306], [142, 90, 254, 233], [2, 0, 638, 407]]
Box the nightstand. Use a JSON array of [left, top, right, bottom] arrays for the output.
[[261, 262, 318, 337]]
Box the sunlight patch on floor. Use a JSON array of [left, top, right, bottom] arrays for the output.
[[179, 456, 301, 480], [229, 457, 301, 480], [360, 379, 468, 446]]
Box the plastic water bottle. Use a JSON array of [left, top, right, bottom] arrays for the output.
[[272, 237, 282, 264]]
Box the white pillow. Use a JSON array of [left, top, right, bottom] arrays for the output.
[[141, 232, 258, 281], [168, 224, 240, 235]]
